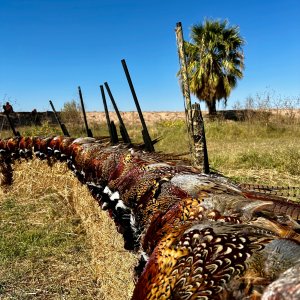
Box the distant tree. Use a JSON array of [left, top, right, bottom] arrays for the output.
[[180, 19, 245, 116]]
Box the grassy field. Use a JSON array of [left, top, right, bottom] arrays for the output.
[[151, 118, 300, 186], [0, 111, 299, 299]]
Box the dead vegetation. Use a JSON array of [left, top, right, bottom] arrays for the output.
[[0, 160, 137, 300]]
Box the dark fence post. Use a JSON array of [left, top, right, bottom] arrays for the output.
[[110, 121, 119, 143], [49, 100, 70, 137], [78, 86, 93, 137], [104, 82, 131, 144], [100, 85, 118, 144], [121, 59, 154, 152]]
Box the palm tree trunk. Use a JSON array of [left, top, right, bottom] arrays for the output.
[[206, 100, 217, 116]]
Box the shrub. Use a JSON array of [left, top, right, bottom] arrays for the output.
[[60, 100, 82, 126], [232, 90, 300, 125]]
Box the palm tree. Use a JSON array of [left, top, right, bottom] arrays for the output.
[[181, 19, 245, 116]]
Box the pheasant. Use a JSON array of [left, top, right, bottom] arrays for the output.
[[0, 135, 300, 300]]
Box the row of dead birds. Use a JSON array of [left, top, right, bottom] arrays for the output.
[[0, 135, 300, 299]]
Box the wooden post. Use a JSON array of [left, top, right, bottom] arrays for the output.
[[49, 100, 70, 137], [110, 121, 119, 143], [104, 82, 131, 144], [121, 59, 154, 152], [191, 103, 210, 173], [175, 22, 209, 173], [175, 22, 194, 154], [78, 86, 93, 137], [3, 110, 20, 137], [100, 85, 118, 144]]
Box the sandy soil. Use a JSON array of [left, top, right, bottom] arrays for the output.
[[86, 111, 186, 126], [86, 109, 300, 126]]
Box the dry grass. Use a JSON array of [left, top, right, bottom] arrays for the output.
[[205, 121, 300, 186], [0, 160, 137, 300]]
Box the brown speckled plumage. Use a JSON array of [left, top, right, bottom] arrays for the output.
[[1, 135, 300, 300]]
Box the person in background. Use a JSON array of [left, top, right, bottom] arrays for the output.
[[3, 102, 14, 114]]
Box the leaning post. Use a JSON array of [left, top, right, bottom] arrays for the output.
[[104, 82, 131, 144], [49, 100, 70, 137], [3, 110, 20, 137], [78, 86, 93, 137], [100, 85, 118, 144], [121, 59, 154, 152], [175, 22, 209, 173], [175, 22, 193, 150]]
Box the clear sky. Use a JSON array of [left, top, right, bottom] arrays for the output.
[[1, 0, 299, 112]]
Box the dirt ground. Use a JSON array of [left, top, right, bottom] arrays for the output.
[[86, 109, 300, 126], [86, 111, 186, 126]]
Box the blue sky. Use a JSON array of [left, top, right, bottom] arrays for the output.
[[1, 0, 299, 112]]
